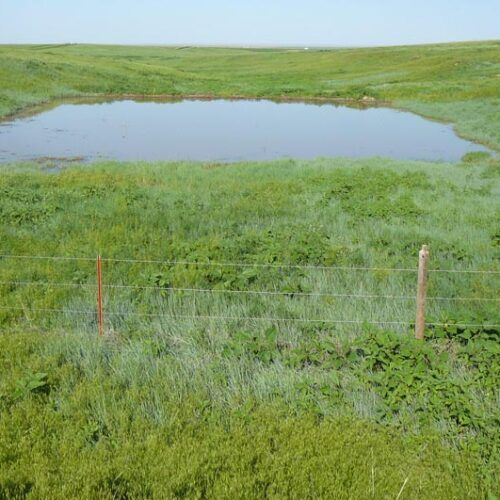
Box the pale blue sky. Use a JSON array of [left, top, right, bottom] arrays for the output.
[[1, 0, 499, 46]]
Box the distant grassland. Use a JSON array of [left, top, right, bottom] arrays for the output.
[[0, 41, 499, 148]]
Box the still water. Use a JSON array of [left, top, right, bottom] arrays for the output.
[[0, 99, 491, 162]]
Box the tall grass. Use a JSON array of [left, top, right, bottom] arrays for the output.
[[0, 157, 498, 333], [0, 156, 498, 495], [0, 330, 490, 499]]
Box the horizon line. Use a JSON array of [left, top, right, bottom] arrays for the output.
[[1, 38, 499, 50]]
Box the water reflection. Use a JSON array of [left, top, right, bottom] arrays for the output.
[[0, 98, 491, 162]]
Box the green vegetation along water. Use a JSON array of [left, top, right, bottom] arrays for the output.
[[1, 41, 499, 149], [0, 156, 498, 497]]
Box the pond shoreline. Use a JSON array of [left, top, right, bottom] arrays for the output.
[[0, 97, 492, 163], [0, 93, 391, 122], [2, 93, 498, 154]]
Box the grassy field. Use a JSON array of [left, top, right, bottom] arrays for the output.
[[0, 157, 499, 497], [0, 41, 499, 497], [0, 41, 499, 148]]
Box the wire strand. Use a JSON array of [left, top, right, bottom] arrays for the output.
[[428, 268, 500, 275], [1, 253, 498, 274], [0, 281, 95, 289], [105, 283, 418, 299], [0, 305, 498, 329], [103, 257, 419, 273], [0, 280, 497, 302], [0, 305, 94, 315], [0, 254, 95, 262]]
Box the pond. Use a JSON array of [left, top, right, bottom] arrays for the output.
[[0, 98, 491, 163]]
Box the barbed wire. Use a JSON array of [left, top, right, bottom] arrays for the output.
[[0, 254, 95, 262], [0, 305, 93, 315], [0, 280, 497, 302], [428, 268, 500, 275], [0, 254, 498, 274], [0, 281, 95, 289], [103, 257, 418, 273], [0, 305, 499, 329]]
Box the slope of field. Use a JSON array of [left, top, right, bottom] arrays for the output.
[[1, 40, 499, 497], [0, 156, 499, 496], [0, 41, 499, 148]]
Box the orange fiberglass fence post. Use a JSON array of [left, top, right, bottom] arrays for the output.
[[97, 255, 104, 337]]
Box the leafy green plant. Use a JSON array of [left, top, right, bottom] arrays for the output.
[[352, 330, 499, 457], [11, 372, 49, 402], [284, 338, 351, 370], [223, 328, 282, 363], [321, 169, 427, 220]]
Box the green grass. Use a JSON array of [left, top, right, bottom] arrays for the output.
[[0, 157, 499, 496], [0, 333, 493, 498], [1, 41, 499, 496], [1, 41, 499, 148], [1, 157, 498, 331]]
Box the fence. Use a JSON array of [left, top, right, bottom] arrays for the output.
[[0, 245, 499, 339]]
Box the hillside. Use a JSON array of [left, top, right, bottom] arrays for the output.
[[1, 41, 499, 148]]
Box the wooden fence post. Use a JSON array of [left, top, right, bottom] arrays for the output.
[[97, 255, 104, 337], [415, 245, 429, 340]]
